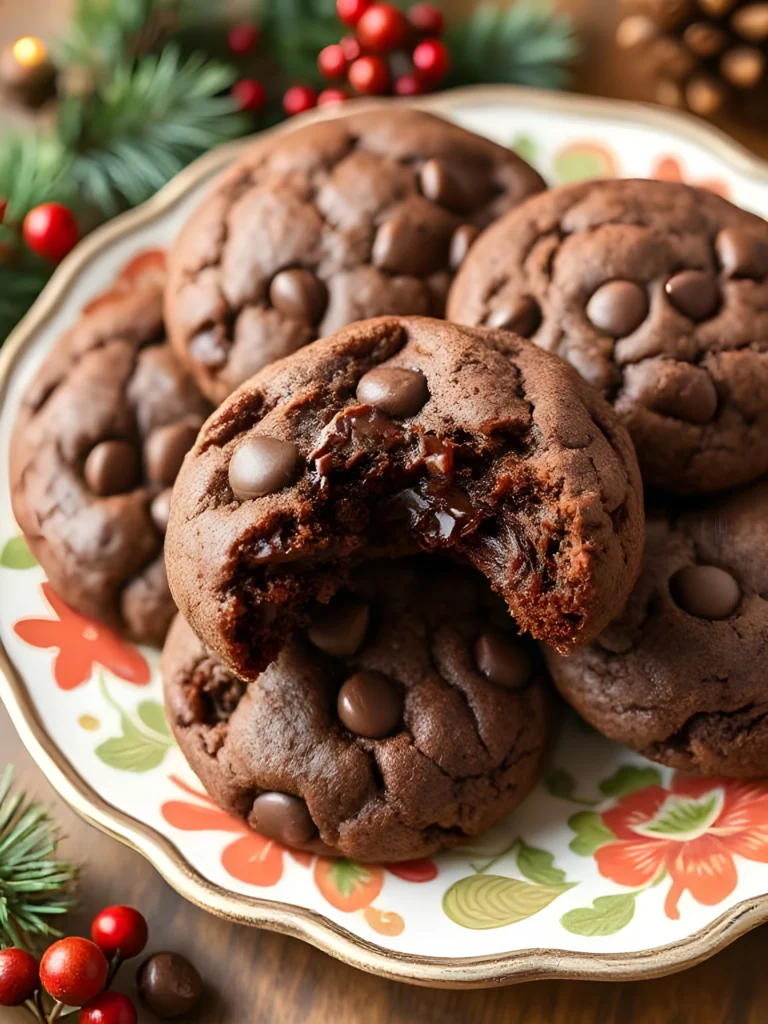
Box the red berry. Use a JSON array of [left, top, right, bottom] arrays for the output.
[[23, 203, 78, 262], [339, 36, 362, 62], [412, 37, 450, 80], [91, 906, 148, 960], [408, 3, 444, 35], [227, 23, 260, 55], [337, 0, 372, 26], [79, 991, 137, 1024], [283, 84, 317, 116], [0, 948, 39, 1007], [231, 78, 267, 112], [318, 44, 347, 79], [356, 4, 409, 51], [0, 197, 6, 224], [394, 72, 425, 95], [348, 54, 390, 94], [317, 88, 349, 105], [40, 937, 108, 1007]]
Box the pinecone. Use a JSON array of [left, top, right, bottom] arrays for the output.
[[617, 0, 768, 119]]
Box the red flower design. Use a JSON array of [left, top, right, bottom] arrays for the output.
[[596, 775, 768, 919], [14, 583, 150, 690], [652, 155, 730, 198], [161, 777, 436, 914]]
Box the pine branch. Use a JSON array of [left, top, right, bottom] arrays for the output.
[[0, 134, 72, 226], [447, 3, 579, 91], [0, 767, 77, 950], [258, 0, 344, 85], [59, 0, 216, 71], [57, 47, 249, 218]]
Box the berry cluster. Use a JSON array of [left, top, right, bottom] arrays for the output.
[[0, 905, 200, 1022], [319, 2, 449, 102], [226, 3, 450, 120]]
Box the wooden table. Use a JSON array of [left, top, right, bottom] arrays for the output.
[[4, 1, 768, 1021]]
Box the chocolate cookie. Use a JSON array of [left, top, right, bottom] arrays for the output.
[[163, 559, 552, 862], [165, 316, 644, 681], [164, 107, 545, 403], [447, 178, 768, 494], [10, 252, 210, 646], [545, 480, 768, 777]]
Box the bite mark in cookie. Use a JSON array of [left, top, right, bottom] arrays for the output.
[[165, 316, 644, 680]]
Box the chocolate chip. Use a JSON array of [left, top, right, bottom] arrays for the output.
[[356, 366, 428, 417], [485, 295, 541, 337], [475, 632, 532, 689], [670, 565, 741, 620], [138, 952, 203, 1019], [449, 224, 480, 270], [372, 216, 443, 277], [269, 269, 328, 324], [84, 440, 140, 497], [250, 792, 317, 845], [419, 159, 474, 214], [664, 270, 720, 320], [715, 228, 768, 279], [145, 420, 200, 487], [652, 365, 718, 424], [337, 670, 403, 739], [229, 436, 298, 500], [150, 488, 173, 533], [189, 326, 228, 369], [586, 280, 648, 336], [308, 594, 370, 657]]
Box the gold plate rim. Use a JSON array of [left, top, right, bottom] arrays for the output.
[[2, 85, 768, 988]]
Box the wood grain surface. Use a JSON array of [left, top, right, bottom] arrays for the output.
[[3, 1, 768, 1021]]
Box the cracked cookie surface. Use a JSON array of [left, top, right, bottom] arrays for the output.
[[163, 559, 551, 862], [165, 316, 644, 680], [544, 480, 768, 777], [447, 178, 768, 495], [10, 251, 211, 646], [164, 107, 545, 404]]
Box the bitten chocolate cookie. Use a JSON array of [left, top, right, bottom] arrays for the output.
[[164, 559, 551, 862], [447, 178, 768, 495], [10, 252, 210, 646], [165, 316, 644, 681], [545, 480, 768, 777], [164, 107, 545, 403]]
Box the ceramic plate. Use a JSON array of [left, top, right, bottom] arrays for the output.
[[3, 86, 768, 988]]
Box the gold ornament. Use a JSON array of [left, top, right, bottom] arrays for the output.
[[0, 35, 56, 108]]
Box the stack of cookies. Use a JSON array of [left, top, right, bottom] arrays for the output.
[[11, 107, 767, 863]]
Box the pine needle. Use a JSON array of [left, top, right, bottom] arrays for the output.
[[58, 47, 249, 218], [447, 3, 579, 90], [0, 767, 77, 950]]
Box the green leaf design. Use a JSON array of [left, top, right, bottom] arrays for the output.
[[0, 537, 37, 570], [599, 765, 662, 800], [516, 842, 573, 889], [443, 875, 568, 930], [511, 134, 539, 167], [634, 790, 724, 840], [137, 700, 171, 738], [560, 893, 637, 936], [568, 812, 616, 857], [329, 860, 373, 899], [96, 676, 173, 773], [544, 767, 576, 800], [96, 716, 169, 773]]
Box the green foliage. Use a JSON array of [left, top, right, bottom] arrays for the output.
[[258, 0, 342, 86], [560, 893, 637, 937], [447, 2, 579, 90], [0, 260, 53, 344], [0, 134, 72, 225], [0, 766, 77, 949], [59, 47, 248, 217]]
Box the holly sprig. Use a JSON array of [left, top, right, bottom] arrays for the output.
[[0, 767, 76, 951]]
